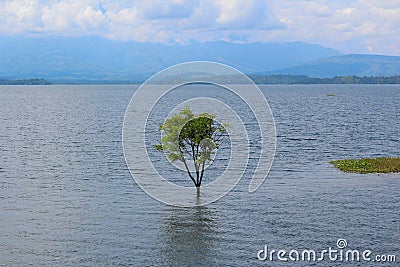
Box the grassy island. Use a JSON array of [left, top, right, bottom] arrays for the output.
[[331, 157, 400, 174]]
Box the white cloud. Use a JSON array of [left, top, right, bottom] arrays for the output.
[[137, 0, 198, 20], [41, 0, 108, 33], [77, 6, 107, 30], [215, 0, 263, 27], [261, 0, 400, 55], [0, 0, 399, 55], [106, 8, 139, 25], [0, 0, 43, 33]]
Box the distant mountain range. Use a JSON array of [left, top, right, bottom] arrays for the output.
[[0, 36, 399, 82], [264, 54, 400, 77]]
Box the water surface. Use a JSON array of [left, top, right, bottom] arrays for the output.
[[0, 84, 399, 266]]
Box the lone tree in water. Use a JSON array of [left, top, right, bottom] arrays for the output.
[[154, 107, 229, 188]]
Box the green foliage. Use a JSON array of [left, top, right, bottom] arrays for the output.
[[153, 106, 228, 187], [248, 75, 400, 84], [0, 78, 51, 85], [330, 157, 400, 173]]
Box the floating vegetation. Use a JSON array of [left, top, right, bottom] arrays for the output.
[[331, 157, 400, 173]]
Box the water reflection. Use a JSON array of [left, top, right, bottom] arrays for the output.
[[156, 205, 220, 266]]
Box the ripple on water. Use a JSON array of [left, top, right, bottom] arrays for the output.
[[0, 84, 399, 266]]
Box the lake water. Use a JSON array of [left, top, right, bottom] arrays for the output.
[[1, 84, 399, 266]]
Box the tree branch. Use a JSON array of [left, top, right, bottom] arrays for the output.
[[179, 147, 196, 186]]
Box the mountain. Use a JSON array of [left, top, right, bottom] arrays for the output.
[[1, 36, 399, 82], [267, 54, 400, 77], [0, 36, 339, 82]]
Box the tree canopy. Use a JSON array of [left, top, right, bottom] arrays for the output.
[[154, 106, 229, 188]]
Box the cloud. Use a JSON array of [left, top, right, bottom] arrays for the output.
[[0, 0, 43, 33], [214, 0, 264, 27], [41, 0, 108, 33], [137, 0, 199, 20], [259, 0, 400, 55], [0, 0, 399, 55]]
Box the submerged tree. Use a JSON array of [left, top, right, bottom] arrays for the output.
[[154, 107, 229, 188]]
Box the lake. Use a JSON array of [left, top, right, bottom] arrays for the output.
[[0, 84, 399, 266]]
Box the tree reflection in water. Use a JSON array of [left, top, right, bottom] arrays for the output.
[[156, 205, 220, 266]]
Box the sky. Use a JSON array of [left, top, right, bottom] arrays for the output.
[[1, 0, 399, 55]]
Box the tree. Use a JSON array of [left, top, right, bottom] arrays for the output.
[[153, 106, 229, 188]]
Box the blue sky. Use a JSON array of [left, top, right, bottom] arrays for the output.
[[1, 0, 399, 55]]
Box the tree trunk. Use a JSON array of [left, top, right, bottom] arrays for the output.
[[181, 156, 197, 186], [199, 161, 206, 186]]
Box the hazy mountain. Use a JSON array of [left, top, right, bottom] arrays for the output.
[[1, 36, 399, 82], [267, 54, 400, 77], [0, 36, 339, 82]]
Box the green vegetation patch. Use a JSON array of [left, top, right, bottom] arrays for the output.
[[331, 157, 400, 173], [0, 78, 51, 85]]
